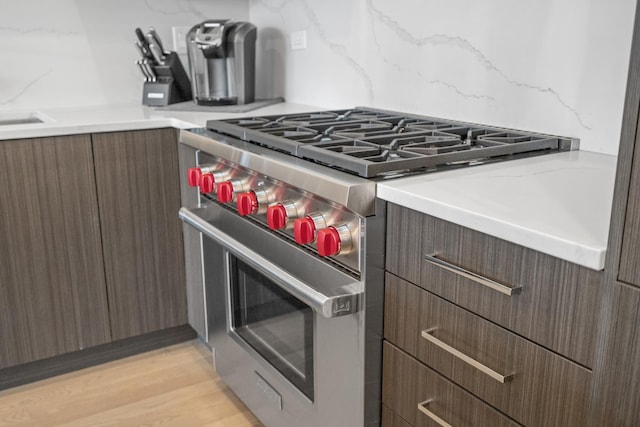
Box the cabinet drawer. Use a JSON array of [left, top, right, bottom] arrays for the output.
[[383, 342, 521, 427], [384, 273, 591, 427], [385, 203, 602, 368], [381, 405, 413, 427]]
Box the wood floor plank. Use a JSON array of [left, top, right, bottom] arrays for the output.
[[60, 382, 260, 427], [0, 341, 261, 427]]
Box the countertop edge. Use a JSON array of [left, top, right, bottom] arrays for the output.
[[377, 185, 608, 271], [0, 118, 182, 140]]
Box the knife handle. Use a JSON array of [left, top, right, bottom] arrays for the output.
[[148, 27, 167, 54], [135, 27, 147, 45], [135, 60, 149, 82], [135, 42, 153, 61], [142, 59, 157, 82], [147, 41, 166, 66]]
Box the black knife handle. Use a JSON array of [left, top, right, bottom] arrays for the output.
[[135, 27, 147, 45]]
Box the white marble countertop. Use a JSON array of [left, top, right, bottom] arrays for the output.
[[0, 102, 617, 270], [0, 102, 322, 141], [378, 150, 617, 270]]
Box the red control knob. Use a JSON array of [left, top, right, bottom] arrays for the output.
[[199, 174, 215, 194], [188, 167, 202, 187], [267, 204, 288, 230], [217, 181, 235, 203], [237, 192, 258, 216], [294, 217, 317, 244], [317, 227, 341, 257]]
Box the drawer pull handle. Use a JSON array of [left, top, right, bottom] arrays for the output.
[[417, 400, 453, 427], [424, 254, 522, 296], [421, 328, 514, 383]]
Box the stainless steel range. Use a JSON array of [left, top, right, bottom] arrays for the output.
[[177, 107, 577, 427]]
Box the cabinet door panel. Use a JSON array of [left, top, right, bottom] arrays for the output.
[[0, 135, 110, 368], [385, 273, 591, 427], [593, 283, 640, 426], [386, 203, 601, 368], [619, 135, 640, 286], [381, 405, 413, 427], [382, 342, 521, 427], [92, 128, 187, 340]]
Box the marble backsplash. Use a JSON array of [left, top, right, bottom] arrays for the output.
[[249, 0, 637, 155], [1, 0, 635, 155], [0, 0, 248, 111]]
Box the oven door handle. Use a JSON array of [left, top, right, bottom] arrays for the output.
[[179, 207, 362, 318]]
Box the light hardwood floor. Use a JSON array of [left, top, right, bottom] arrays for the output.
[[0, 340, 262, 427]]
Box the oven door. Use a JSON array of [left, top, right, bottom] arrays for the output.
[[179, 202, 367, 427], [227, 252, 315, 400]]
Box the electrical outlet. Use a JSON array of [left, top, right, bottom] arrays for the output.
[[172, 26, 191, 55], [290, 30, 307, 50]]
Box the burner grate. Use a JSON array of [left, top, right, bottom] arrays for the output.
[[206, 107, 578, 178]]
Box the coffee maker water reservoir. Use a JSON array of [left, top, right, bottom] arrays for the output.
[[186, 20, 257, 105]]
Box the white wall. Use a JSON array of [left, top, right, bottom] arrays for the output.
[[1, 0, 635, 155], [0, 0, 248, 110], [249, 0, 637, 155]]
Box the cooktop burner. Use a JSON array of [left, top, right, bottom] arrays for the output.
[[206, 107, 578, 178]]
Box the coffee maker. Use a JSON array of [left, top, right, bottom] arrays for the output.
[[186, 20, 257, 105]]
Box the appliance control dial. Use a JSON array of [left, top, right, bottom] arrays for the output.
[[199, 169, 229, 194], [266, 200, 300, 230], [267, 204, 287, 229], [200, 174, 215, 194], [237, 188, 273, 216], [217, 181, 235, 203], [293, 212, 327, 245], [237, 191, 258, 216], [316, 224, 352, 257], [189, 164, 219, 187], [187, 167, 202, 187], [217, 178, 248, 203]]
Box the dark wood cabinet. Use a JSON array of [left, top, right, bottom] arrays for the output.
[[381, 405, 413, 427], [0, 135, 111, 369], [384, 203, 600, 426], [382, 342, 520, 427], [92, 128, 187, 340], [592, 283, 640, 426], [589, 3, 640, 426], [618, 155, 640, 286], [386, 203, 602, 368], [0, 128, 189, 373], [385, 273, 590, 427], [616, 2, 640, 289]]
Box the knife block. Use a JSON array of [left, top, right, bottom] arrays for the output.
[[142, 52, 192, 106]]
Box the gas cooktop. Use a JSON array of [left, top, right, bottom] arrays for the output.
[[206, 107, 578, 178]]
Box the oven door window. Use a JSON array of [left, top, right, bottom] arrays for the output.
[[229, 254, 314, 401]]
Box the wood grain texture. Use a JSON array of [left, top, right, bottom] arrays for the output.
[[386, 203, 602, 368], [592, 283, 640, 426], [92, 128, 187, 340], [382, 342, 521, 427], [384, 274, 591, 426], [617, 31, 640, 284], [381, 405, 413, 427], [618, 115, 640, 285], [0, 135, 111, 369], [0, 340, 261, 427], [608, 0, 640, 284], [618, 155, 640, 284], [385, 203, 424, 285]]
